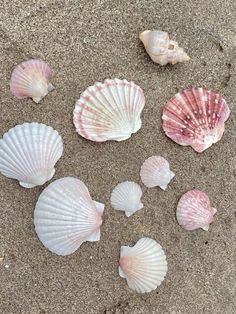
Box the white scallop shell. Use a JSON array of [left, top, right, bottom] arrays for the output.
[[140, 156, 175, 190], [34, 177, 104, 256], [73, 79, 145, 142], [0, 123, 63, 188], [10, 59, 54, 103], [110, 181, 143, 217], [119, 237, 168, 293]]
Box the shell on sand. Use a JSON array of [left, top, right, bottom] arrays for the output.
[[119, 237, 168, 293], [73, 79, 145, 142], [0, 122, 63, 188], [10, 59, 54, 103], [139, 30, 190, 66], [34, 177, 104, 256], [162, 87, 230, 152]]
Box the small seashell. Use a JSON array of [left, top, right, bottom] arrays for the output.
[[176, 189, 217, 231], [34, 177, 104, 256], [73, 78, 145, 142], [162, 87, 230, 152], [10, 59, 54, 103], [0, 123, 63, 188], [119, 237, 168, 293], [110, 181, 143, 217], [140, 156, 175, 190], [139, 30, 190, 66]]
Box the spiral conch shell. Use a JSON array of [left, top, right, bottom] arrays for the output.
[[139, 30, 190, 66]]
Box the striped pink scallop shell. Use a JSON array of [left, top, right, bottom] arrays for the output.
[[176, 189, 217, 231], [73, 79, 145, 142], [10, 59, 54, 103], [162, 87, 230, 152]]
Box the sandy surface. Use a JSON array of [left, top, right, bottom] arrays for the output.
[[0, 0, 236, 313]]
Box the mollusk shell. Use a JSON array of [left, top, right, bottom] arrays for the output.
[[176, 189, 217, 231], [162, 87, 230, 152], [119, 237, 168, 293], [73, 79, 145, 142], [110, 181, 143, 217], [0, 123, 63, 188], [34, 177, 104, 256], [140, 156, 175, 190], [10, 59, 54, 103], [139, 30, 190, 66]]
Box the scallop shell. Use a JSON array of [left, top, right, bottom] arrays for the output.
[[0, 123, 63, 188], [73, 79, 145, 142], [162, 87, 230, 152], [140, 156, 175, 190], [139, 30, 190, 66], [119, 237, 168, 293], [34, 177, 104, 256], [176, 189, 217, 231], [10, 59, 54, 103], [111, 181, 143, 217]]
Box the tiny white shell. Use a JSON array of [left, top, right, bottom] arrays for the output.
[[140, 156, 175, 190], [119, 237, 168, 293], [10, 59, 54, 103], [0, 123, 63, 188], [110, 181, 143, 217], [34, 177, 104, 256], [73, 79, 145, 142]]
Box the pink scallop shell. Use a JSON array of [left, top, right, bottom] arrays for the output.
[[162, 87, 230, 152], [10, 59, 54, 103], [140, 156, 175, 189], [176, 189, 217, 231], [73, 79, 145, 142]]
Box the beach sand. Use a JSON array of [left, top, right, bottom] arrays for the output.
[[0, 0, 236, 313]]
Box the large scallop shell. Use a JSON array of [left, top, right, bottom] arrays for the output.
[[176, 189, 217, 231], [0, 123, 63, 188], [73, 79, 145, 142], [10, 59, 54, 103], [110, 181, 143, 217], [162, 87, 230, 152], [34, 177, 104, 256], [139, 30, 190, 66], [119, 237, 168, 293], [140, 156, 175, 190]]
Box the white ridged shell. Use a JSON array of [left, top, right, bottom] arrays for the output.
[[110, 181, 143, 217], [73, 78, 145, 142], [34, 177, 104, 256], [140, 156, 175, 190], [119, 237, 168, 293], [0, 123, 63, 188]]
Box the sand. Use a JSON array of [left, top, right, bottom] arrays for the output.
[[0, 0, 236, 313]]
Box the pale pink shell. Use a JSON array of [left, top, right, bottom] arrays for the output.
[[73, 79, 145, 142], [176, 189, 217, 231], [140, 156, 175, 190], [162, 87, 230, 152], [10, 59, 54, 103]]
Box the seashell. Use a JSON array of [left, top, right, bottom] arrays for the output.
[[10, 59, 54, 103], [140, 156, 175, 190], [162, 87, 230, 152], [34, 177, 104, 256], [139, 30, 190, 66], [119, 237, 168, 293], [0, 123, 63, 188], [176, 189, 217, 231], [110, 181, 143, 217], [73, 78, 145, 142]]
